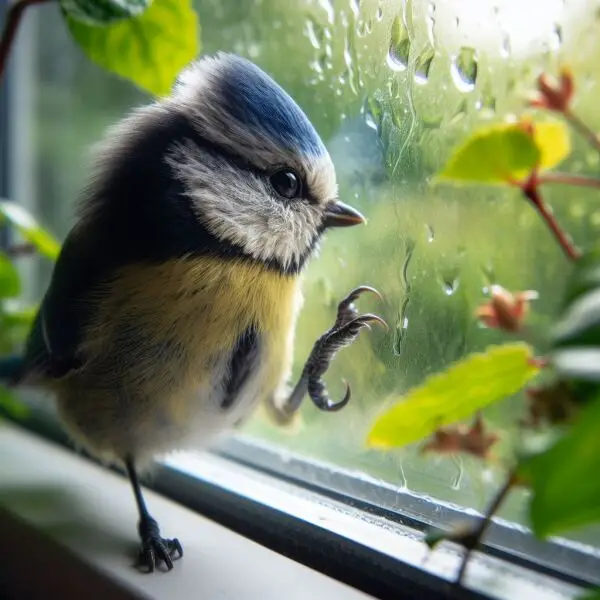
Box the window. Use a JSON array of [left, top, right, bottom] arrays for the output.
[[5, 0, 600, 596]]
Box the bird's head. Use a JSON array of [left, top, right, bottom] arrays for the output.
[[165, 52, 365, 274]]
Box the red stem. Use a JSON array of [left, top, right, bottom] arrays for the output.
[[564, 108, 600, 155], [522, 175, 582, 262], [538, 172, 600, 190], [0, 0, 52, 82]]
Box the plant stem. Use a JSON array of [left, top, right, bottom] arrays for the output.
[[564, 109, 600, 155], [0, 0, 52, 82], [522, 177, 582, 261], [538, 172, 600, 190], [455, 468, 518, 587]]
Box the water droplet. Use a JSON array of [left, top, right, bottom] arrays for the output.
[[349, 0, 360, 18], [426, 224, 435, 242], [500, 34, 511, 58], [450, 47, 478, 93], [451, 456, 464, 490], [366, 18, 373, 33], [363, 95, 384, 132], [476, 83, 496, 115], [442, 278, 459, 295], [317, 0, 335, 25], [480, 262, 496, 287], [449, 99, 468, 124], [387, 14, 411, 71], [305, 17, 324, 49], [394, 238, 415, 356], [414, 45, 435, 85], [343, 26, 362, 95], [426, 1, 436, 46], [550, 23, 562, 51], [376, 7, 383, 20]]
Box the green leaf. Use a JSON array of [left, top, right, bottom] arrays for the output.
[[524, 395, 600, 537], [550, 246, 600, 382], [66, 0, 200, 97], [578, 588, 600, 600], [437, 124, 540, 184], [367, 343, 540, 449], [0, 201, 60, 260], [0, 254, 20, 299], [60, 0, 151, 25], [437, 121, 570, 185], [0, 388, 28, 420]]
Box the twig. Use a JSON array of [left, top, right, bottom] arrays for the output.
[[455, 468, 518, 587], [564, 109, 600, 155], [522, 175, 582, 261], [538, 172, 600, 190], [0, 0, 53, 82]]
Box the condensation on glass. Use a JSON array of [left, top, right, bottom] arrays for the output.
[[20, 0, 600, 549]]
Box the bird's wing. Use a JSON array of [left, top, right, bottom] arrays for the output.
[[22, 224, 108, 381]]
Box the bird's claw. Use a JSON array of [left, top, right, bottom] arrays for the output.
[[136, 515, 183, 573], [305, 286, 387, 412]]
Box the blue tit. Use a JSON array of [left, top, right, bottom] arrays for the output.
[[0, 53, 386, 572]]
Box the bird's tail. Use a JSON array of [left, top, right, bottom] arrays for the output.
[[0, 354, 24, 385]]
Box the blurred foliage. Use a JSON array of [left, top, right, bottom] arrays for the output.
[[367, 343, 540, 448], [66, 0, 200, 96], [60, 0, 151, 25], [437, 120, 570, 184]]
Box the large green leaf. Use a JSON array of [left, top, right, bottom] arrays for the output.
[[0, 201, 61, 261], [66, 0, 200, 97], [367, 343, 540, 449], [437, 121, 570, 185], [0, 254, 20, 299], [61, 0, 151, 25], [524, 395, 600, 537], [550, 247, 600, 382]]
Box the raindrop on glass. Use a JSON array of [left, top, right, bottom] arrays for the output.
[[442, 277, 459, 295], [414, 45, 435, 85], [426, 1, 436, 46], [550, 23, 562, 51], [317, 0, 335, 25], [349, 0, 360, 18], [425, 224, 435, 242], [451, 47, 478, 92], [387, 14, 411, 71], [376, 7, 383, 20], [449, 99, 468, 124], [305, 17, 324, 49], [500, 34, 511, 58]]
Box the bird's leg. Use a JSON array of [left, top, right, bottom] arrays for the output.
[[279, 286, 387, 418], [125, 457, 183, 573]]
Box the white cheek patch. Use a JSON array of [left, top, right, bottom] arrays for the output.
[[166, 143, 324, 270]]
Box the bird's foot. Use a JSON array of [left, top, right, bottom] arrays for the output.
[[304, 286, 387, 412], [136, 515, 183, 573]]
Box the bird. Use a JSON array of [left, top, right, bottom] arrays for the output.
[[0, 52, 386, 572]]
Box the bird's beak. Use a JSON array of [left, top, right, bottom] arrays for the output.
[[323, 201, 366, 228]]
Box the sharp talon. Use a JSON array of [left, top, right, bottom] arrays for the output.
[[347, 285, 384, 303], [353, 314, 389, 331], [137, 516, 182, 573]]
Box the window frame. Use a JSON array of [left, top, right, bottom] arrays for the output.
[[4, 400, 597, 600], [1, 15, 599, 600]]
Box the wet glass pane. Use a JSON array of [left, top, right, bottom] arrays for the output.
[[17, 0, 600, 557]]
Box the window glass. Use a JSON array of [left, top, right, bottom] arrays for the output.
[[17, 0, 600, 553]]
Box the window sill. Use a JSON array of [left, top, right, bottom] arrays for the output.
[[0, 418, 590, 600], [0, 422, 372, 600]]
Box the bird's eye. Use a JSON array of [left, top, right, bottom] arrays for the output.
[[269, 169, 302, 200]]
